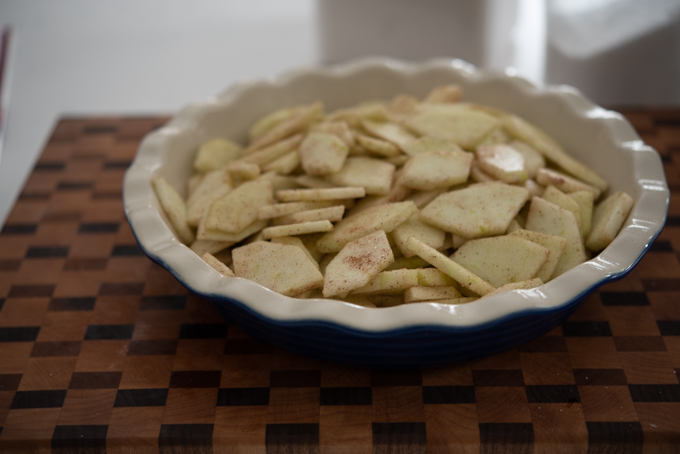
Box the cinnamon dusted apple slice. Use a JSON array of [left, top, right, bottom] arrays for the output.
[[201, 252, 235, 277], [401, 137, 461, 157], [190, 239, 233, 257], [204, 177, 273, 234], [271, 205, 345, 226], [193, 138, 243, 173], [503, 114, 608, 192], [350, 269, 420, 295], [316, 201, 417, 253], [405, 236, 495, 296], [535, 168, 601, 199], [323, 230, 394, 298], [508, 140, 545, 179], [247, 102, 323, 151], [391, 214, 446, 258], [299, 132, 350, 176], [525, 196, 586, 278], [151, 175, 195, 245], [450, 236, 549, 288], [475, 144, 527, 184], [270, 236, 320, 269], [325, 157, 396, 196], [420, 182, 529, 239], [249, 106, 296, 142], [361, 120, 417, 151], [232, 241, 324, 297], [356, 134, 401, 157], [240, 133, 304, 167], [405, 103, 499, 150], [404, 285, 462, 303], [541, 186, 582, 231], [310, 120, 356, 147], [416, 268, 457, 287], [568, 190, 595, 238], [198, 219, 269, 243], [586, 191, 634, 251], [261, 220, 334, 240], [186, 168, 233, 226], [400, 149, 473, 190], [481, 278, 544, 298], [508, 229, 567, 283], [276, 186, 365, 202], [424, 84, 462, 103]]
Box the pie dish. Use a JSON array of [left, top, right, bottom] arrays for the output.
[[123, 57, 669, 368]]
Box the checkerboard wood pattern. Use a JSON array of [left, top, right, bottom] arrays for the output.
[[0, 111, 679, 453]]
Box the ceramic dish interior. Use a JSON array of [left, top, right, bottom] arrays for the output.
[[123, 57, 669, 368]]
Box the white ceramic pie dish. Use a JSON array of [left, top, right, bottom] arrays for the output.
[[123, 57, 668, 367]]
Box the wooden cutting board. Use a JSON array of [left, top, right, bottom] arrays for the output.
[[0, 111, 679, 453]]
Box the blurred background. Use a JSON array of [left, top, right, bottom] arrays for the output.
[[1, 0, 679, 227]]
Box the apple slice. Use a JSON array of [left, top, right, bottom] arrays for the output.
[[414, 297, 478, 305], [299, 132, 349, 175], [525, 196, 586, 278], [541, 186, 582, 231], [323, 230, 394, 297], [186, 169, 233, 226], [586, 191, 634, 251], [361, 120, 417, 150], [232, 241, 324, 297], [417, 268, 457, 287], [258, 201, 337, 220], [401, 149, 473, 190], [424, 84, 462, 103], [401, 137, 462, 157], [201, 252, 235, 277], [262, 150, 300, 175], [272, 205, 345, 226], [247, 102, 323, 151], [404, 189, 447, 209], [190, 239, 233, 257], [482, 278, 544, 297], [420, 182, 529, 239], [391, 214, 446, 257], [503, 114, 608, 191], [271, 236, 320, 269], [204, 177, 273, 234], [327, 102, 389, 129], [249, 106, 295, 142], [350, 269, 420, 295], [475, 144, 527, 184], [198, 219, 269, 243], [384, 256, 429, 271], [310, 120, 356, 147], [509, 140, 545, 179], [568, 190, 595, 238], [151, 175, 195, 245], [535, 167, 601, 200], [508, 229, 567, 283], [261, 220, 333, 240], [404, 285, 462, 303], [405, 103, 499, 150], [276, 187, 365, 202], [325, 157, 396, 196], [193, 138, 243, 173], [356, 134, 401, 157], [405, 236, 495, 296], [240, 133, 304, 167], [451, 236, 549, 287], [316, 201, 417, 253]]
